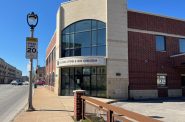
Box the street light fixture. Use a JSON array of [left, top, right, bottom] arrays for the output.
[[27, 12, 38, 29], [27, 11, 38, 111]]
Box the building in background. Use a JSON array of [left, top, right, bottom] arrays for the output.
[[0, 58, 6, 84], [0, 58, 22, 84], [22, 76, 29, 82], [46, 0, 185, 99], [46, 34, 56, 91], [36, 66, 46, 82], [16, 69, 22, 80]]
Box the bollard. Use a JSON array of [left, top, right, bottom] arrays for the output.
[[73, 90, 85, 121]]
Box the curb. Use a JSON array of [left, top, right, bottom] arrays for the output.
[[11, 86, 35, 122]]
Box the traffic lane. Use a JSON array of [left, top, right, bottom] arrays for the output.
[[0, 85, 29, 122]]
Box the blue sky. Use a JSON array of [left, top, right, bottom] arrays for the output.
[[0, 0, 185, 76]]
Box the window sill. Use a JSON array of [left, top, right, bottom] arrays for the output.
[[156, 51, 167, 53], [157, 86, 168, 88]]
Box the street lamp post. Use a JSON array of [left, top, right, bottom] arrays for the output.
[[27, 12, 38, 111]]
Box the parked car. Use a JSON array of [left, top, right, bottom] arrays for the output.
[[11, 80, 22, 85], [17, 81, 23, 85], [35, 80, 45, 85], [23, 81, 29, 85], [11, 80, 18, 85]]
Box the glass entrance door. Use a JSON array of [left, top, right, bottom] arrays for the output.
[[82, 76, 91, 95], [61, 66, 106, 97]]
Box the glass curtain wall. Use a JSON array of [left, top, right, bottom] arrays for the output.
[[61, 66, 106, 97], [61, 20, 106, 97], [61, 20, 106, 57]]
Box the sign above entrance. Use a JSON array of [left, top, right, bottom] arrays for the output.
[[57, 56, 106, 67]]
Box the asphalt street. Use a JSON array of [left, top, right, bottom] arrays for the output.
[[0, 84, 29, 122]]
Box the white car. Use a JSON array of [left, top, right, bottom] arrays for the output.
[[11, 80, 18, 85], [23, 81, 29, 85]]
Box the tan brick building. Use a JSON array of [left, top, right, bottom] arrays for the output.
[[0, 58, 22, 84], [46, 0, 185, 99]]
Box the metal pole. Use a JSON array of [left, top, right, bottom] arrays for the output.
[[28, 28, 34, 111]]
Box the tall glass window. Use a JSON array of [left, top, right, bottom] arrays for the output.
[[61, 20, 106, 57], [179, 38, 185, 53], [156, 36, 166, 51], [61, 66, 106, 97]]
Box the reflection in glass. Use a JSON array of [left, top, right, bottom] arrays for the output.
[[81, 48, 91, 56], [75, 31, 91, 48], [70, 24, 75, 33], [98, 21, 106, 29], [97, 75, 106, 97], [61, 20, 106, 57], [76, 20, 91, 32], [92, 20, 97, 29], [63, 27, 70, 34], [70, 67, 74, 75], [98, 29, 106, 45], [92, 46, 97, 56], [62, 68, 70, 95], [156, 36, 166, 51], [97, 46, 106, 56], [92, 31, 97, 46], [75, 67, 82, 75], [61, 67, 106, 97], [70, 75, 74, 95], [74, 48, 81, 56], [91, 75, 97, 96], [69, 34, 74, 48], [83, 76, 90, 95], [179, 39, 185, 53], [83, 67, 91, 75], [91, 67, 96, 74]]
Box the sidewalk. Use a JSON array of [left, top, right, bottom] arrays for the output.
[[13, 87, 74, 122]]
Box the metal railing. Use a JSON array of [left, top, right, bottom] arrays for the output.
[[81, 96, 162, 122]]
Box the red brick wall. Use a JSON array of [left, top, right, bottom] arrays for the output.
[[128, 11, 185, 36], [128, 32, 183, 90], [46, 32, 56, 87], [172, 56, 185, 68], [128, 11, 185, 91], [46, 33, 56, 58]]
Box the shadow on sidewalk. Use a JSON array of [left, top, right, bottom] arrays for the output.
[[34, 109, 73, 112]]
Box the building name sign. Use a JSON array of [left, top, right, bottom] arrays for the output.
[[57, 56, 106, 67]]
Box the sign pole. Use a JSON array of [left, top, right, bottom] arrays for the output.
[[26, 11, 38, 111], [28, 28, 34, 111]]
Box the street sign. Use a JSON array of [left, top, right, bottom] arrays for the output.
[[26, 37, 38, 59]]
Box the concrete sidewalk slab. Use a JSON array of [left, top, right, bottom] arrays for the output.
[[13, 87, 74, 122]]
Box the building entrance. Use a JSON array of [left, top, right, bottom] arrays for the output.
[[61, 66, 106, 97]]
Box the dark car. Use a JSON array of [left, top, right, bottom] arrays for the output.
[[17, 81, 23, 85]]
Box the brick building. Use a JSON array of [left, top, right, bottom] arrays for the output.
[[0, 58, 22, 84], [36, 66, 46, 82], [46, 0, 185, 99], [46, 33, 56, 91]]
